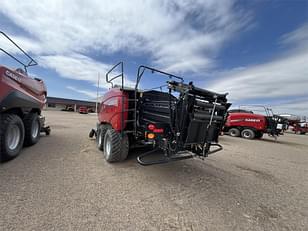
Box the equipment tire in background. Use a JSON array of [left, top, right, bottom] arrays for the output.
[[229, 128, 240, 137], [241, 129, 255, 139], [23, 113, 41, 146], [0, 114, 25, 161]]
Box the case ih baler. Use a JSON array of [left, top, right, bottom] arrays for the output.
[[0, 31, 50, 161], [90, 62, 231, 165], [224, 106, 287, 139]]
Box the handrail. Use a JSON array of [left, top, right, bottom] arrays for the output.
[[105, 63, 185, 136], [134, 65, 184, 136], [105, 61, 125, 137], [0, 31, 37, 73], [135, 65, 184, 91], [239, 104, 273, 116], [105, 61, 124, 88]]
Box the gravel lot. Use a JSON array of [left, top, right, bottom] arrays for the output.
[[0, 110, 307, 231]]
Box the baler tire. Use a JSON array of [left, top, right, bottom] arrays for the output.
[[23, 113, 41, 146], [103, 129, 129, 163], [241, 129, 255, 139], [96, 124, 110, 151], [0, 114, 25, 161], [229, 128, 240, 137]]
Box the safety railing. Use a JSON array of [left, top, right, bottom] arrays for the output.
[[0, 31, 37, 73]]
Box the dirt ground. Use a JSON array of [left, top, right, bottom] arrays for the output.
[[0, 110, 307, 231]]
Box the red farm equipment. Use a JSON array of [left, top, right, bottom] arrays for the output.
[[0, 31, 50, 161], [292, 122, 308, 135], [224, 106, 287, 139], [79, 106, 88, 114], [90, 62, 231, 165], [280, 115, 308, 135]]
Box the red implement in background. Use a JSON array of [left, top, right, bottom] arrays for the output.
[[0, 31, 50, 162]]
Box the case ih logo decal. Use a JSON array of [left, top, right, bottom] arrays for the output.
[[244, 118, 261, 122], [5, 70, 21, 83]]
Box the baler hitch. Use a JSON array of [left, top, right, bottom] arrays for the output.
[[136, 143, 223, 166]]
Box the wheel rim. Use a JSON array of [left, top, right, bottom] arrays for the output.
[[230, 130, 236, 136], [243, 131, 250, 138], [31, 119, 39, 139], [105, 135, 111, 159], [6, 125, 21, 150]]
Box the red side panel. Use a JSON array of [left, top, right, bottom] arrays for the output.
[[0, 66, 47, 108], [225, 113, 267, 131], [98, 88, 129, 131], [0, 67, 11, 101]]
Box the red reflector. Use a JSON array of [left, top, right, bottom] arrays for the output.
[[148, 124, 155, 130], [153, 128, 164, 133]]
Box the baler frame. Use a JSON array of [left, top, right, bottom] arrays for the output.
[[98, 62, 230, 165]]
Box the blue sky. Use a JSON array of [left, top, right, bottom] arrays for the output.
[[0, 0, 308, 115]]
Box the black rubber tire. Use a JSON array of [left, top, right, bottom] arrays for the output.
[[23, 113, 41, 147], [0, 114, 25, 161], [103, 129, 129, 163], [96, 124, 110, 151], [241, 129, 255, 139], [255, 131, 264, 139], [229, 128, 240, 137]]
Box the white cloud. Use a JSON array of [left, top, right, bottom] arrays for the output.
[[40, 54, 134, 89], [40, 54, 109, 85], [280, 23, 308, 50], [207, 23, 308, 116], [271, 100, 308, 116], [0, 0, 251, 74], [208, 50, 308, 100], [66, 86, 97, 99]]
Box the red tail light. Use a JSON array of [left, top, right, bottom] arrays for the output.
[[148, 124, 156, 131], [153, 128, 164, 133]]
